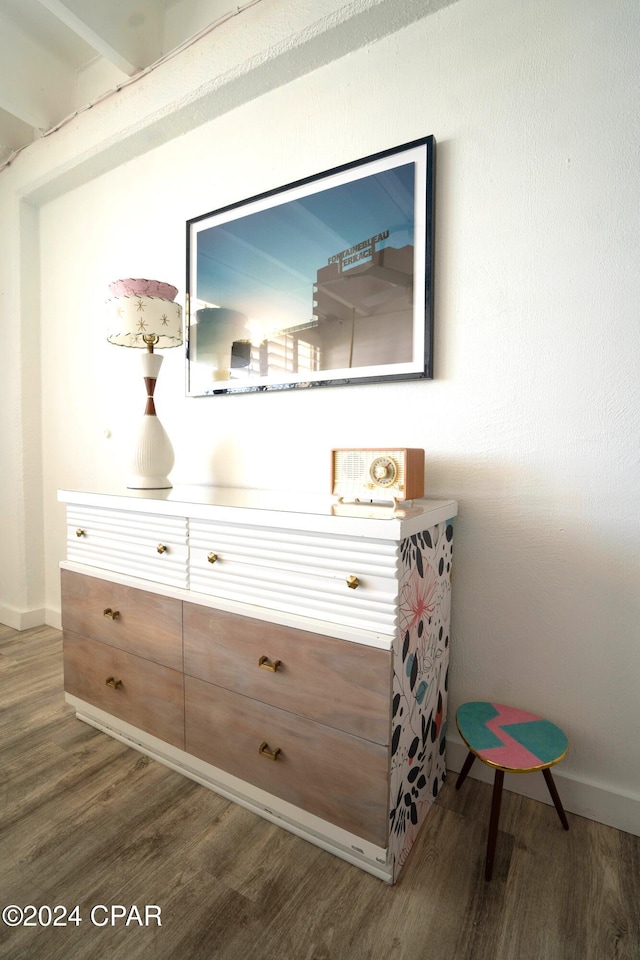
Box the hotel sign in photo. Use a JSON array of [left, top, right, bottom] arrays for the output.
[[328, 230, 390, 271]]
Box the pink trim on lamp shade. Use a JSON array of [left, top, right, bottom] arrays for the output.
[[108, 278, 178, 300]]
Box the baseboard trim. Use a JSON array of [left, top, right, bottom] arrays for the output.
[[0, 604, 46, 631], [447, 736, 640, 839], [46, 608, 62, 630]]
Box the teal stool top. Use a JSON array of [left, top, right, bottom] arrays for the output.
[[456, 701, 568, 772], [455, 701, 569, 880]]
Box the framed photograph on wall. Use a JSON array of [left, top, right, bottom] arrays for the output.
[[185, 135, 435, 395]]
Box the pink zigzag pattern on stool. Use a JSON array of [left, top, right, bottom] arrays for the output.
[[478, 703, 544, 770]]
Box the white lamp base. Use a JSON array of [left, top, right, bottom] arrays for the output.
[[127, 413, 175, 490], [128, 477, 173, 489]]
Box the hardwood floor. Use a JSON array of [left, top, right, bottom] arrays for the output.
[[1, 624, 638, 960]]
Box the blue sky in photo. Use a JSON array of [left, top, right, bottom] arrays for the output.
[[195, 161, 415, 329]]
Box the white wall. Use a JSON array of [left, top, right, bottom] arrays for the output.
[[2, 0, 639, 834]]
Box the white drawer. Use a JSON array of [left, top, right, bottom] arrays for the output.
[[188, 518, 399, 634], [67, 505, 188, 588]]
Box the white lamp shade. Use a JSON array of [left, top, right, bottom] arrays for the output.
[[106, 295, 183, 348]]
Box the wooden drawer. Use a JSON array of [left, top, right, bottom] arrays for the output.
[[61, 569, 183, 672], [184, 676, 389, 846], [183, 603, 391, 744], [66, 504, 188, 588], [64, 633, 184, 749], [188, 519, 399, 634]]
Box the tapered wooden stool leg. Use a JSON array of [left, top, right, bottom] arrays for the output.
[[456, 702, 569, 883], [542, 768, 570, 830], [485, 769, 504, 881], [455, 751, 476, 790]]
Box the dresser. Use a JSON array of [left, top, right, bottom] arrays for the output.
[[58, 486, 457, 882]]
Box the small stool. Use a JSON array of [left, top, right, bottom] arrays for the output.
[[455, 701, 569, 880]]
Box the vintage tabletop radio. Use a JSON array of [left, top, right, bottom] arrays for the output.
[[331, 448, 425, 503]]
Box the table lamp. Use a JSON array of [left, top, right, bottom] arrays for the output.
[[106, 279, 183, 489]]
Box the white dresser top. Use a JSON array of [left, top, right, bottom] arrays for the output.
[[58, 485, 458, 540]]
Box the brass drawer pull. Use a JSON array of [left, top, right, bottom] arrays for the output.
[[258, 741, 281, 762], [157, 543, 167, 554], [258, 655, 281, 673], [207, 552, 218, 564], [346, 575, 360, 590], [103, 608, 120, 620], [75, 528, 85, 537], [105, 676, 123, 690]]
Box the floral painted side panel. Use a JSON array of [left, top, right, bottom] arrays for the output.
[[388, 519, 454, 881]]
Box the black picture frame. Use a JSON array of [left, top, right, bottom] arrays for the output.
[[186, 135, 435, 395]]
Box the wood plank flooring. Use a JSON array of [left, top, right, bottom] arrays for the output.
[[1, 624, 638, 960]]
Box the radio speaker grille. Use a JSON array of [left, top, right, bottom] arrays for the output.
[[339, 451, 367, 480]]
